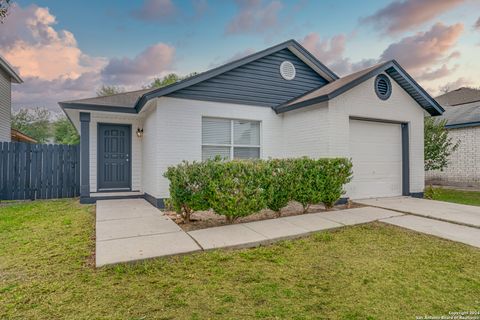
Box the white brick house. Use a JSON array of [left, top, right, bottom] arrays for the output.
[[60, 40, 444, 206], [426, 88, 480, 188]]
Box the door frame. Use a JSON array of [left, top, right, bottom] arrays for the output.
[[97, 123, 132, 192], [349, 116, 410, 196]]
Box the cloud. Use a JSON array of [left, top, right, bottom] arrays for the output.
[[101, 43, 175, 85], [361, 0, 464, 35], [438, 77, 474, 93], [380, 23, 463, 74], [226, 0, 283, 34], [475, 17, 480, 30], [131, 0, 177, 22], [0, 5, 106, 81], [299, 33, 377, 76], [209, 48, 257, 68], [2, 4, 178, 111], [417, 64, 458, 81]]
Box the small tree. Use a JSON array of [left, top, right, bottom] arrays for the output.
[[424, 117, 459, 197], [424, 117, 459, 172], [146, 72, 198, 89], [0, 0, 11, 24], [11, 108, 51, 143], [53, 116, 79, 145], [96, 85, 124, 97]]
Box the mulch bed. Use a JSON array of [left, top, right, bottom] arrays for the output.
[[165, 201, 365, 232]]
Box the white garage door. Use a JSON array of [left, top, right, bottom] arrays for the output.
[[345, 119, 403, 199]]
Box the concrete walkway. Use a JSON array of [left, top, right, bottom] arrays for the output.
[[95, 199, 480, 267], [381, 215, 480, 248], [96, 199, 201, 267], [355, 197, 480, 228], [188, 207, 403, 250]]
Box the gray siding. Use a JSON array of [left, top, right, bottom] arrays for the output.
[[0, 68, 11, 142], [167, 49, 328, 107]]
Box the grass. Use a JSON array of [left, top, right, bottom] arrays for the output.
[[1, 199, 480, 319], [429, 187, 480, 206]]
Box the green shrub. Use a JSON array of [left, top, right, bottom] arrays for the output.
[[163, 157, 353, 221], [319, 158, 353, 209], [207, 159, 267, 222], [264, 159, 293, 216], [290, 158, 323, 212], [163, 160, 211, 222]]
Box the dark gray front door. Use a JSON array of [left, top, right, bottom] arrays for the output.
[[98, 124, 131, 190]]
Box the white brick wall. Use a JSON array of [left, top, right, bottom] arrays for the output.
[[426, 126, 480, 187]]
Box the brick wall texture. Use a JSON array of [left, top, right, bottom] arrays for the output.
[[426, 126, 480, 187]]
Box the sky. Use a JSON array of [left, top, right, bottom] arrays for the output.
[[1, 0, 479, 113]]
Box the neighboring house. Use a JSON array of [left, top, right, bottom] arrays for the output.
[[60, 39, 443, 207], [426, 87, 480, 188], [10, 128, 37, 143], [0, 55, 23, 142]]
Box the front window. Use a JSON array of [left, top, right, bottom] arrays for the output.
[[202, 117, 260, 161]]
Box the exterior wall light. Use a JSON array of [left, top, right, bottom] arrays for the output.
[[136, 128, 144, 138]]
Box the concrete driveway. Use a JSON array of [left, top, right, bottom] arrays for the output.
[[355, 197, 480, 228]]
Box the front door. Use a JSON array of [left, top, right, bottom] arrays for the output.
[[98, 124, 131, 191]]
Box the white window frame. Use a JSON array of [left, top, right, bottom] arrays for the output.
[[201, 117, 262, 160]]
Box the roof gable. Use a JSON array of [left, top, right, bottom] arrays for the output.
[[134, 39, 338, 112], [166, 48, 329, 107], [275, 60, 444, 116]]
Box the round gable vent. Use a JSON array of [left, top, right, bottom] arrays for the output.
[[375, 74, 392, 100], [280, 61, 296, 80]]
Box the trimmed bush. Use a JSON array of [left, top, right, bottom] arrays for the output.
[[163, 160, 211, 222], [163, 157, 353, 221], [207, 159, 267, 222], [264, 159, 293, 216], [290, 157, 323, 213], [319, 158, 353, 209]]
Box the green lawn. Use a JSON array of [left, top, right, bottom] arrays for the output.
[[1, 200, 479, 319], [430, 187, 480, 206]]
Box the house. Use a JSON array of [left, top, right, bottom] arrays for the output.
[[0, 55, 23, 142], [426, 87, 480, 188], [60, 40, 443, 207], [10, 128, 37, 143]]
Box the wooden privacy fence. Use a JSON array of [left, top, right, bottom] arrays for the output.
[[0, 142, 80, 200]]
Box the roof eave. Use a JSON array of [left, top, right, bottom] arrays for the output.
[[0, 59, 22, 83], [59, 102, 137, 114], [445, 121, 480, 129]]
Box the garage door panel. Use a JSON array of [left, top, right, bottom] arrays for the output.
[[352, 162, 401, 178], [346, 120, 403, 199]]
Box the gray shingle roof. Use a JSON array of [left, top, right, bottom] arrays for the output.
[[438, 104, 480, 128], [61, 88, 154, 109], [435, 87, 480, 106]]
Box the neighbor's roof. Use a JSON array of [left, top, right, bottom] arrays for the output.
[[435, 87, 480, 106], [11, 128, 37, 143], [437, 104, 480, 129], [274, 60, 444, 116], [0, 55, 22, 84], [59, 39, 338, 113]]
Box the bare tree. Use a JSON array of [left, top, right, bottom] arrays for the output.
[[0, 0, 11, 24]]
